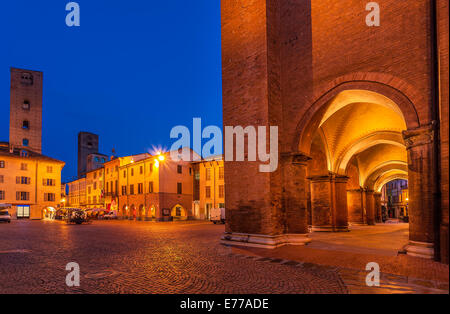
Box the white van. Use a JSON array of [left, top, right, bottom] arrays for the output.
[[210, 208, 225, 224]]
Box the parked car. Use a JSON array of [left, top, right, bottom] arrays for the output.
[[103, 211, 118, 220], [210, 208, 225, 224], [0, 210, 11, 223]]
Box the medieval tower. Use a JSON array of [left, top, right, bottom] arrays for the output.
[[9, 68, 43, 154]]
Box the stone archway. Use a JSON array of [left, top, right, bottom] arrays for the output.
[[294, 87, 436, 259]]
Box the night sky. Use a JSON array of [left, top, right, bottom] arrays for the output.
[[0, 0, 222, 182]]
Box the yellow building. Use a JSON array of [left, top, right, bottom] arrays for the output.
[[67, 177, 86, 207], [193, 156, 225, 220], [85, 167, 105, 208], [0, 142, 65, 219]]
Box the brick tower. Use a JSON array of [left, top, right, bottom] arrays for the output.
[[9, 68, 43, 154], [78, 131, 99, 178]]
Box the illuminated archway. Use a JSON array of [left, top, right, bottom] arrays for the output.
[[171, 204, 187, 220]]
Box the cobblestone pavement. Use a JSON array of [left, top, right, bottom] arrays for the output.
[[0, 220, 347, 294], [1, 221, 447, 294], [235, 224, 449, 294]]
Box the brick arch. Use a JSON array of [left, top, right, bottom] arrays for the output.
[[292, 73, 422, 154]]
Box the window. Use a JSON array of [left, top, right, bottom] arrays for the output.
[[106, 168, 109, 174], [94, 172, 97, 179], [44, 193, 55, 202], [88, 196, 91, 204], [205, 186, 211, 198], [219, 167, 224, 180], [88, 186, 91, 194], [122, 186, 127, 195], [20, 150, 28, 157], [43, 179, 55, 186], [149, 163, 153, 173], [0, 190, 5, 200], [16, 191, 30, 201], [0, 161, 4, 168], [0, 175, 3, 183], [189, 167, 192, 175], [129, 184, 134, 195], [22, 138, 29, 147], [148, 181, 154, 193], [22, 101, 30, 110], [177, 183, 182, 195], [20, 163, 28, 171], [22, 120, 29, 130], [177, 165, 182, 174], [219, 185, 225, 198], [140, 166, 143, 174], [93, 196, 97, 204], [206, 168, 211, 181], [16, 205, 30, 218], [131, 168, 134, 176], [47, 166, 53, 173], [94, 182, 97, 190], [17, 176, 31, 185], [138, 183, 143, 194], [123, 170, 126, 178], [20, 73, 33, 85]]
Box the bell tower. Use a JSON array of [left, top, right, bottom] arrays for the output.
[[9, 68, 43, 154]]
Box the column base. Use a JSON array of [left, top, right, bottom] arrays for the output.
[[311, 225, 349, 232], [349, 222, 367, 226], [405, 241, 435, 259], [221, 232, 311, 249]]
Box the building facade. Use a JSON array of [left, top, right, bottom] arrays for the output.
[[0, 143, 65, 219], [192, 156, 225, 220], [384, 179, 409, 220], [68, 151, 198, 221]]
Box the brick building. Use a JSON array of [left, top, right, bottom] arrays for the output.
[[221, 0, 448, 263]]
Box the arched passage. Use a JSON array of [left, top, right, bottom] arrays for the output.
[[290, 85, 435, 259]]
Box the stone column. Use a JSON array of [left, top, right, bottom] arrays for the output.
[[403, 123, 438, 259], [221, 153, 311, 248], [309, 174, 349, 232], [365, 190, 376, 225], [283, 153, 312, 239], [374, 192, 382, 223], [347, 188, 366, 225]]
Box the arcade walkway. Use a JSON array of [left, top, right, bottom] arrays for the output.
[[234, 224, 449, 294]]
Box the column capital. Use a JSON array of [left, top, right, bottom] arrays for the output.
[[347, 188, 364, 193], [281, 151, 311, 165], [308, 172, 349, 183], [402, 121, 437, 150]]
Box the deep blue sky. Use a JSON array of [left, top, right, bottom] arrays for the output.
[[0, 0, 222, 182]]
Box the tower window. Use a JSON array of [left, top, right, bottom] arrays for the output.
[[22, 101, 30, 110], [22, 120, 29, 129], [20, 73, 33, 85], [22, 139, 29, 147]]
